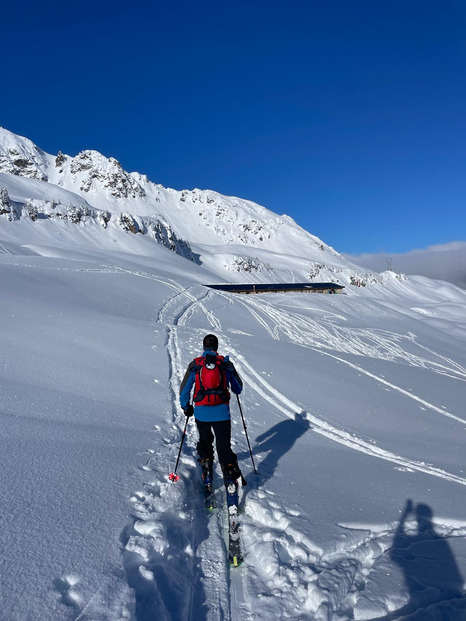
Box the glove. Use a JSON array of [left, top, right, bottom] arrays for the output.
[[183, 404, 194, 418]]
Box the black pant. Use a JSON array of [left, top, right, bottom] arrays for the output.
[[195, 419, 237, 469]]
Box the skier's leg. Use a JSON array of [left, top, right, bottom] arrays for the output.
[[196, 419, 214, 483], [212, 420, 241, 509], [212, 419, 237, 469], [196, 419, 215, 461]]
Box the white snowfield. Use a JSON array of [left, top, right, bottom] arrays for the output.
[[1, 129, 466, 620]]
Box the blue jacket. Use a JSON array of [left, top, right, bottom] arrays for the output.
[[179, 350, 243, 422]]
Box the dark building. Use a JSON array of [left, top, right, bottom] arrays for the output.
[[205, 283, 345, 294]]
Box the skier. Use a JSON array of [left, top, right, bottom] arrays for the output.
[[179, 334, 243, 494]]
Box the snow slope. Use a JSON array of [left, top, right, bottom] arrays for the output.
[[1, 129, 466, 620]]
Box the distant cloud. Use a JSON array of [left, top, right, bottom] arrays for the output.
[[345, 241, 466, 290]]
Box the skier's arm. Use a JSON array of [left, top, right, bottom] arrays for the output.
[[179, 362, 196, 410], [225, 360, 243, 395], [395, 499, 413, 538]]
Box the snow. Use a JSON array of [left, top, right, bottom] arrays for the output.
[[1, 128, 466, 620], [0, 171, 90, 206]]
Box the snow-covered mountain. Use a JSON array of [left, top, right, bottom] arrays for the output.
[[0, 127, 396, 287], [1, 128, 466, 620]]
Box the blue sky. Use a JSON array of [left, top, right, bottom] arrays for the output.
[[2, 0, 465, 254]]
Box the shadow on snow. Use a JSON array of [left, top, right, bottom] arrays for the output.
[[374, 500, 466, 620], [242, 411, 310, 492]]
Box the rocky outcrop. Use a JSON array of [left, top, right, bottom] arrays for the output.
[[0, 138, 48, 181], [231, 256, 273, 273], [0, 187, 11, 214], [69, 151, 146, 199], [0, 195, 199, 262]]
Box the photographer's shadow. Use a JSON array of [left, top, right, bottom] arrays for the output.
[[381, 500, 466, 619]]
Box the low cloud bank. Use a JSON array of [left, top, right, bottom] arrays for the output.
[[345, 241, 466, 290]]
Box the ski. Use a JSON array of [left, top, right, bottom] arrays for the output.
[[226, 481, 243, 567]]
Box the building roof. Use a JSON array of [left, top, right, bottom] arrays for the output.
[[205, 282, 345, 293]]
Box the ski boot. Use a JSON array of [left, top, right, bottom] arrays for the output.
[[199, 458, 215, 509], [222, 462, 242, 508], [199, 458, 213, 486]]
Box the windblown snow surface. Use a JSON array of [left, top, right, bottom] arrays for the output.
[[1, 130, 466, 620]]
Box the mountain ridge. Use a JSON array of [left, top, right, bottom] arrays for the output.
[[0, 127, 404, 287]]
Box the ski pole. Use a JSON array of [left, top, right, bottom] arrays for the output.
[[169, 414, 190, 482], [236, 394, 257, 474]]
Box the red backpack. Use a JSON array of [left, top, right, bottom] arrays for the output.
[[193, 353, 230, 406]]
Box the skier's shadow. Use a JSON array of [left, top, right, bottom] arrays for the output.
[[242, 411, 310, 492], [375, 500, 466, 620]]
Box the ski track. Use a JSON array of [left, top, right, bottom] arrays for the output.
[[220, 294, 466, 487], [0, 259, 132, 273], [227, 292, 466, 426], [120, 283, 466, 621], [164, 285, 253, 621], [0, 241, 13, 255], [246, 295, 466, 382], [121, 281, 253, 620]]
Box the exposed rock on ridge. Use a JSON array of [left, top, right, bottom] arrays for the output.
[[0, 130, 48, 181]]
